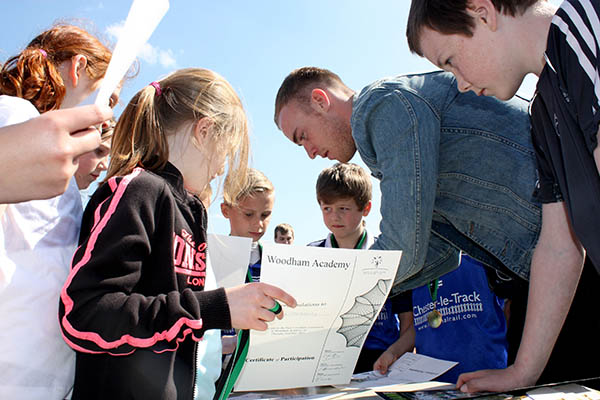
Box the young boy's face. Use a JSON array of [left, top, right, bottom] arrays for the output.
[[275, 231, 294, 244], [319, 197, 371, 242], [74, 139, 111, 190], [419, 23, 525, 101], [221, 191, 275, 242]]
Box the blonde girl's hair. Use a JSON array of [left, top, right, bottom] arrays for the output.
[[107, 68, 249, 203], [223, 168, 274, 206], [0, 23, 112, 113]]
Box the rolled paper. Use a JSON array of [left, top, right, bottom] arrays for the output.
[[95, 0, 169, 107]]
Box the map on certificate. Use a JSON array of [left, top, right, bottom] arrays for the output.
[[234, 243, 402, 392]]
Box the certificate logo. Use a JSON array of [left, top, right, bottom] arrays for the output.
[[371, 256, 382, 268]]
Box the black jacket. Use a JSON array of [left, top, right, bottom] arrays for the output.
[[59, 163, 231, 399]]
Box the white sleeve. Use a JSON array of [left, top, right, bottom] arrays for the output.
[[0, 95, 40, 128]]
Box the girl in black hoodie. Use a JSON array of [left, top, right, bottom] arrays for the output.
[[59, 68, 296, 400]]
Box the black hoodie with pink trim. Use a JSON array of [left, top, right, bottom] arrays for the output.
[[58, 162, 231, 400]]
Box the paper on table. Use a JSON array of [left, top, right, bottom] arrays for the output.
[[95, 0, 169, 107], [207, 234, 252, 288], [234, 243, 402, 392], [527, 384, 600, 400], [230, 391, 346, 400], [344, 353, 457, 390]]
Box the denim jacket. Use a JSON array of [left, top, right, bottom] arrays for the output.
[[351, 71, 541, 294]]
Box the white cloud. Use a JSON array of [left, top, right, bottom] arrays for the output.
[[139, 43, 176, 68], [105, 22, 176, 68]]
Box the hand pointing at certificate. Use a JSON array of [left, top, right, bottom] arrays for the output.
[[226, 282, 297, 331]]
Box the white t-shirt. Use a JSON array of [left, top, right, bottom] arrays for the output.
[[0, 95, 82, 399]]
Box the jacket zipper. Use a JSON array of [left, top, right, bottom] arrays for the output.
[[192, 341, 198, 399]]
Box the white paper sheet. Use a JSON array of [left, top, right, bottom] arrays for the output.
[[345, 353, 457, 390], [207, 234, 251, 288], [95, 0, 169, 106], [527, 384, 600, 400], [234, 243, 402, 391], [230, 391, 346, 400]]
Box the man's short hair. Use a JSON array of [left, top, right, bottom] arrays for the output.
[[316, 163, 372, 210], [274, 223, 294, 239], [274, 67, 346, 127], [407, 0, 538, 56]]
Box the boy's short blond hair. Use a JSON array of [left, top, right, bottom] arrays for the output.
[[224, 168, 274, 206], [316, 163, 372, 210]]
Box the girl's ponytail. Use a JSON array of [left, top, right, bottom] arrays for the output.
[[0, 47, 66, 113], [107, 84, 167, 179]]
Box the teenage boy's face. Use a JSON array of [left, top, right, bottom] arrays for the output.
[[278, 100, 356, 163], [419, 26, 524, 101], [319, 198, 371, 242], [221, 191, 275, 242]]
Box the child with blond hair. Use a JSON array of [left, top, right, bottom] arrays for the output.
[[221, 168, 275, 282], [58, 69, 295, 399]]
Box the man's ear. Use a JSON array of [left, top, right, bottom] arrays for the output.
[[362, 201, 372, 217], [220, 202, 230, 218], [69, 55, 88, 88], [466, 0, 498, 31], [310, 88, 331, 114]]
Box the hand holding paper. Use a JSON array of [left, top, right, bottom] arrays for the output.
[[226, 282, 297, 331]]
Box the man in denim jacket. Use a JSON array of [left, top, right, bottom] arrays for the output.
[[275, 67, 541, 295]]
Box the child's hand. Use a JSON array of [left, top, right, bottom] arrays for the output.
[[373, 349, 398, 375], [225, 282, 297, 331]]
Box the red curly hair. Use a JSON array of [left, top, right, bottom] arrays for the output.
[[0, 24, 112, 113]]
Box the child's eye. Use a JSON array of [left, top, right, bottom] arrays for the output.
[[96, 148, 109, 157]]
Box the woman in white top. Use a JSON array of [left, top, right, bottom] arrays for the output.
[[0, 24, 114, 400]]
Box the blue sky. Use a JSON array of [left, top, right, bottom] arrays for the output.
[[0, 1, 547, 245]]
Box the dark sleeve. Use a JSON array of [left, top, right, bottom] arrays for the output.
[[59, 172, 231, 355], [307, 239, 326, 247], [531, 95, 564, 204], [552, 1, 600, 153], [390, 290, 413, 314]]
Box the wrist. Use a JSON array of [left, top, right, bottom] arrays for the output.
[[385, 347, 402, 360], [510, 360, 542, 388]]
